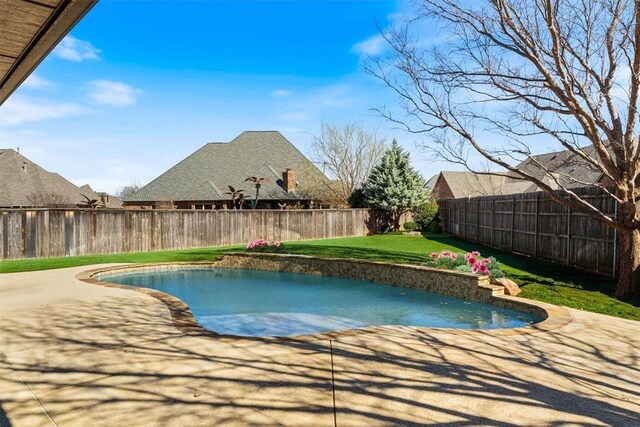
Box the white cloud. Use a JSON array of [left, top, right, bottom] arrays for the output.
[[53, 35, 100, 62], [271, 89, 292, 97], [88, 80, 142, 107], [352, 34, 387, 56], [22, 74, 55, 90], [316, 84, 357, 108], [0, 96, 87, 126]]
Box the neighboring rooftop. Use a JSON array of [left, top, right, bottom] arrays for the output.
[[0, 148, 121, 208], [127, 131, 331, 203], [432, 171, 528, 199], [511, 145, 604, 190], [431, 145, 606, 199]]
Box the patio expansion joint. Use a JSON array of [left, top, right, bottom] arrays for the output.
[[0, 351, 58, 426], [329, 340, 337, 427]]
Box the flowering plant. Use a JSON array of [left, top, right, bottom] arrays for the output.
[[245, 239, 286, 253], [425, 250, 505, 278]]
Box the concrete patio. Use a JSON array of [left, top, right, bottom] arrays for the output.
[[0, 265, 638, 426]]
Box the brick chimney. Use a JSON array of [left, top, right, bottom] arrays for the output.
[[282, 169, 296, 192]]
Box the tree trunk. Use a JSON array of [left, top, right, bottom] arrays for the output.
[[392, 211, 401, 231], [253, 186, 260, 210], [615, 228, 640, 299]]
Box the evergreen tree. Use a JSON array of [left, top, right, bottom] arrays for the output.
[[363, 140, 425, 230]]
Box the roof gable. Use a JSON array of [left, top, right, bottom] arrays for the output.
[[127, 131, 329, 202], [511, 145, 603, 189], [0, 149, 121, 208]]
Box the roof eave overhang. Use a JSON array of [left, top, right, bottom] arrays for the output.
[[0, 0, 98, 106]]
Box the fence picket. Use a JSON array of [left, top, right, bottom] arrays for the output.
[[441, 187, 617, 278], [0, 208, 398, 261]]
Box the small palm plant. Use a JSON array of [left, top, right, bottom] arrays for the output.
[[78, 194, 101, 209], [245, 177, 270, 209], [225, 186, 245, 209]]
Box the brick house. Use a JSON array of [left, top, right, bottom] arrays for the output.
[[124, 131, 332, 209]]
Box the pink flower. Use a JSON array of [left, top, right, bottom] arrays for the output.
[[430, 252, 440, 258], [450, 253, 458, 260], [441, 251, 450, 256], [465, 253, 473, 259], [467, 257, 477, 265], [482, 258, 491, 264], [472, 251, 481, 256]]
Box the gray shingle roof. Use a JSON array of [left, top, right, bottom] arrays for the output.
[[0, 149, 122, 208], [510, 145, 603, 190], [424, 174, 439, 193], [127, 131, 330, 202], [439, 171, 531, 198], [437, 145, 604, 199]]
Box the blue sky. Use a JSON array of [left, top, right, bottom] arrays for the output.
[[0, 0, 443, 193]]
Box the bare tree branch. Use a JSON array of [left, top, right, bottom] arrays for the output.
[[368, 0, 640, 297]]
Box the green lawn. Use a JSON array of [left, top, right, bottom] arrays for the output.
[[1, 233, 638, 320]]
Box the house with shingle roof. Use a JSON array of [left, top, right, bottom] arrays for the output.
[[427, 145, 607, 199], [0, 148, 122, 208], [125, 131, 332, 209]]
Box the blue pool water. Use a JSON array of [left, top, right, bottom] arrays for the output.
[[101, 268, 542, 336]]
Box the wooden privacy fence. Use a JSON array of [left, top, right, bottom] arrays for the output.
[[0, 208, 386, 261], [440, 187, 618, 277]]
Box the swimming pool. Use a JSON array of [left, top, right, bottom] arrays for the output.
[[100, 268, 542, 337]]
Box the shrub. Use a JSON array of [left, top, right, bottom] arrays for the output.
[[413, 201, 439, 229], [348, 188, 368, 208], [246, 239, 287, 253], [425, 250, 505, 278], [403, 221, 418, 231], [424, 219, 443, 233]]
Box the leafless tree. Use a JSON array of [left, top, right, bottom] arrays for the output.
[[311, 121, 387, 203], [26, 192, 72, 208], [296, 162, 348, 208], [368, 0, 640, 298], [115, 182, 142, 200]]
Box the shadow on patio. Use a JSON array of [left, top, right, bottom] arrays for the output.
[[0, 287, 638, 425]]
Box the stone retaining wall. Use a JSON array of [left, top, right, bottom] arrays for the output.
[[216, 253, 506, 304]]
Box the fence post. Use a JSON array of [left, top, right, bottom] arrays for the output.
[[510, 195, 516, 252], [463, 199, 467, 239], [491, 199, 494, 247], [534, 192, 539, 258], [443, 200, 448, 232], [476, 199, 480, 243], [566, 195, 571, 266]]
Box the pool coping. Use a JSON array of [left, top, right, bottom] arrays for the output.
[[76, 257, 574, 343]]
